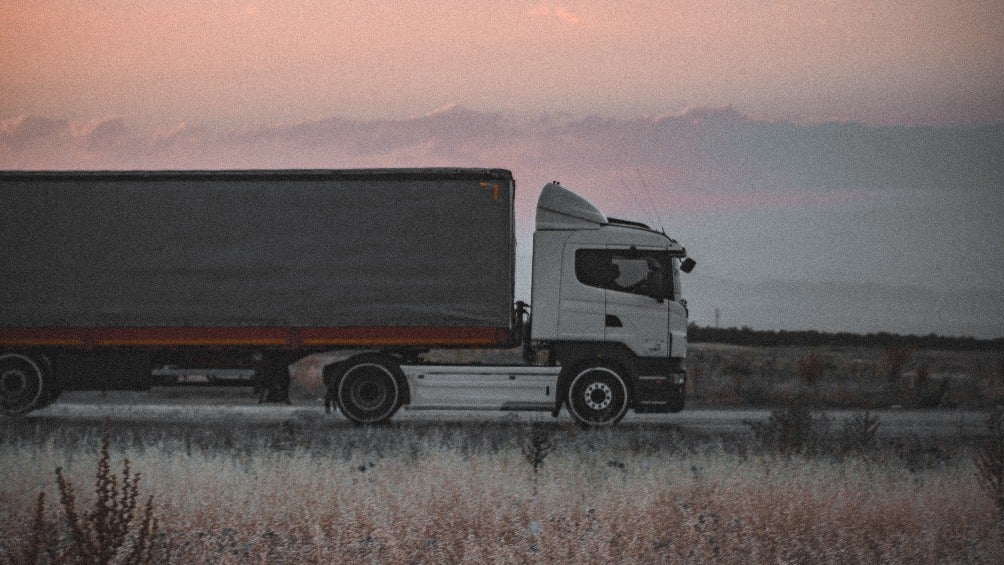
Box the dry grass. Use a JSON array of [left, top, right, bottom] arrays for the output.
[[1, 423, 1001, 563]]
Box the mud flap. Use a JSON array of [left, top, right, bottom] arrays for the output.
[[633, 377, 686, 413]]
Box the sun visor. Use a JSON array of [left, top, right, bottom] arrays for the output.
[[535, 182, 607, 230]]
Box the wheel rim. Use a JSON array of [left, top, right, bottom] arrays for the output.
[[349, 375, 388, 411], [568, 367, 628, 426], [0, 354, 45, 415], [2, 370, 28, 395], [584, 381, 613, 410], [338, 362, 400, 424]]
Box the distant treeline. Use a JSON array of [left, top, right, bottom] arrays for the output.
[[688, 323, 1004, 351]]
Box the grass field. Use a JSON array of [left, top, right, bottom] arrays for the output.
[[1, 414, 1002, 563]]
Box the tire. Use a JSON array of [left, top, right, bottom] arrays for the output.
[[566, 364, 629, 427], [0, 353, 48, 416], [336, 357, 403, 425]]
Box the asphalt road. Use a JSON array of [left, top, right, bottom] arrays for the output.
[[14, 387, 991, 440]]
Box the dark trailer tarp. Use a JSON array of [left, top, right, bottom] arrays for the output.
[[0, 169, 516, 346]]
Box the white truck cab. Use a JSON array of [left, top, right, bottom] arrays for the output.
[[524, 182, 693, 423], [531, 182, 689, 358]]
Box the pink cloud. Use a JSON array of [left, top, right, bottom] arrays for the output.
[[528, 4, 581, 26]]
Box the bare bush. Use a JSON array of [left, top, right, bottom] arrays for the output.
[[746, 399, 832, 454], [12, 422, 159, 564], [522, 424, 554, 496], [687, 365, 703, 400], [725, 355, 754, 396], [795, 352, 825, 387], [910, 364, 949, 408], [841, 411, 881, 452], [16, 492, 51, 565], [521, 425, 553, 475], [881, 346, 913, 383]]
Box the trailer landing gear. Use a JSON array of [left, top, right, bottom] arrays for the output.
[[254, 354, 293, 404]]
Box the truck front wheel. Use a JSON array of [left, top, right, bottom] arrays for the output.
[[337, 357, 403, 425], [567, 365, 629, 427], [0, 353, 49, 416]]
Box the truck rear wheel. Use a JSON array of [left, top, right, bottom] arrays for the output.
[[0, 353, 49, 416], [337, 357, 403, 425], [567, 365, 629, 427]]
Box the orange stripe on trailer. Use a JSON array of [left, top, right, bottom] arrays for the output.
[[0, 328, 87, 347], [0, 338, 86, 346], [96, 339, 288, 346], [301, 337, 500, 346], [94, 327, 289, 347]]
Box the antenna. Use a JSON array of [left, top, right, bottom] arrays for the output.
[[634, 169, 666, 234], [619, 177, 657, 230]]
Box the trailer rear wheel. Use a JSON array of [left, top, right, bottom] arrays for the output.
[[337, 358, 403, 424], [567, 365, 629, 427], [0, 353, 48, 416]]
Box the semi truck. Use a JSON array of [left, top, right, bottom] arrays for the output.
[[0, 169, 695, 426]]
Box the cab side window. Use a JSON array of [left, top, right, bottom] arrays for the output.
[[575, 249, 673, 299]]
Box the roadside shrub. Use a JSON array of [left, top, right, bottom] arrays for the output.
[[687, 365, 703, 400], [841, 411, 881, 452], [725, 355, 754, 394], [522, 423, 554, 496], [911, 367, 949, 408], [795, 352, 825, 387], [13, 422, 159, 564], [881, 346, 913, 383], [737, 380, 772, 406], [746, 398, 831, 454]]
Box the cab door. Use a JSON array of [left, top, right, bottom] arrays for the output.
[[601, 248, 671, 357], [556, 247, 607, 342]]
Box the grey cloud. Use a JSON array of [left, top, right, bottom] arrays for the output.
[[74, 117, 130, 151], [3, 107, 1000, 194], [0, 115, 69, 148]]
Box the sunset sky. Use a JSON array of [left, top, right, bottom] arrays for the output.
[[2, 1, 1002, 336], [3, 0, 1002, 126]]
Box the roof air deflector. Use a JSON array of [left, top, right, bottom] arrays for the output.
[[535, 182, 607, 230]]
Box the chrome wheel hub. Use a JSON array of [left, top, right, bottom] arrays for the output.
[[584, 381, 613, 410]]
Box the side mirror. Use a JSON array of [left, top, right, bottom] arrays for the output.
[[680, 257, 696, 273]]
